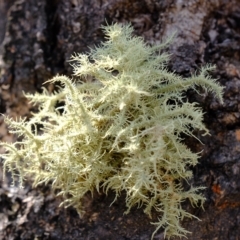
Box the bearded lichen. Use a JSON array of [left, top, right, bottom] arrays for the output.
[[1, 24, 223, 239]]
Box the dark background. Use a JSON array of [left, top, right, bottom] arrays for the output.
[[1, 0, 240, 239]]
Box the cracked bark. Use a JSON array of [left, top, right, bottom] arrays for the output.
[[1, 0, 240, 239]]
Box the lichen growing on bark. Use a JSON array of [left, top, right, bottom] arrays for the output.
[[1, 23, 223, 239]]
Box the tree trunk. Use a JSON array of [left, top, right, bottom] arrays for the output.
[[1, 0, 240, 239]]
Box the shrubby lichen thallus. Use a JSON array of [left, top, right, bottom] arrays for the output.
[[1, 23, 223, 239]]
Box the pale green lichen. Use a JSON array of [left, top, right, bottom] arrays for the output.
[[1, 24, 223, 239]]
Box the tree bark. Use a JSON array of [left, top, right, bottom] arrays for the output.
[[1, 0, 240, 239]]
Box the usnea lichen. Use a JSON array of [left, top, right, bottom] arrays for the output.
[[1, 24, 223, 239]]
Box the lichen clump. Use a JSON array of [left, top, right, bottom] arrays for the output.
[[2, 24, 223, 239]]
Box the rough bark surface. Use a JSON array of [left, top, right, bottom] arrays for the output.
[[1, 0, 240, 239]]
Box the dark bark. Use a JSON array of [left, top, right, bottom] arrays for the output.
[[1, 0, 240, 239]]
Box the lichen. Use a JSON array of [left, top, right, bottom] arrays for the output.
[[1, 23, 223, 239]]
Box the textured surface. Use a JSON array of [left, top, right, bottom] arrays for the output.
[[1, 0, 240, 239]]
